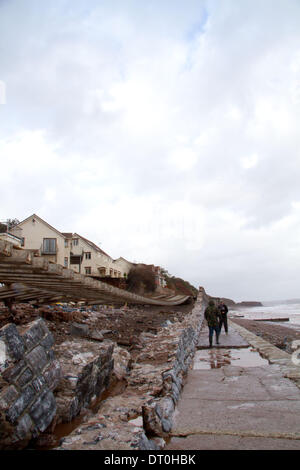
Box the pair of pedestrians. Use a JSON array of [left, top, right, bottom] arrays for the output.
[[204, 299, 228, 348]]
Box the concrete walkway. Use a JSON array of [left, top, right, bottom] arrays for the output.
[[166, 322, 300, 450], [197, 324, 249, 349]]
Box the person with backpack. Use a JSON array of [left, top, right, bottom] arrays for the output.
[[204, 300, 221, 348], [218, 299, 229, 334]]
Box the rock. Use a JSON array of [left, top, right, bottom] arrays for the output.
[[53, 340, 114, 423], [113, 346, 131, 381], [142, 403, 163, 437]]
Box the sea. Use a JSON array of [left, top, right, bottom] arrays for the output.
[[229, 301, 300, 331]]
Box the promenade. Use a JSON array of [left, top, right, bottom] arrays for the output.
[[166, 321, 300, 450]]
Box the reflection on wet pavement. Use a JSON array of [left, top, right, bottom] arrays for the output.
[[193, 347, 269, 370]]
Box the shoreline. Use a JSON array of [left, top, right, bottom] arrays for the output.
[[230, 317, 300, 353]]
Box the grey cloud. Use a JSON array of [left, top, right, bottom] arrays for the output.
[[1, 0, 300, 300]]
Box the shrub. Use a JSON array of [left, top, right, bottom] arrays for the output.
[[127, 266, 156, 294]]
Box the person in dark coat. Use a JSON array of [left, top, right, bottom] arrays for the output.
[[204, 300, 221, 348], [218, 299, 229, 334]]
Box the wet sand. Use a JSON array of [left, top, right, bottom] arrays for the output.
[[231, 317, 300, 352]]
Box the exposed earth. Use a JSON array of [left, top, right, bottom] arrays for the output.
[[0, 301, 195, 364]]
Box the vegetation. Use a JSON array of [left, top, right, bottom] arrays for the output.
[[0, 219, 20, 232], [127, 265, 156, 294], [0, 222, 7, 233], [161, 268, 198, 298], [6, 219, 20, 231]]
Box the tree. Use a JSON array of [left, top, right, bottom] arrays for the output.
[[6, 219, 20, 231], [0, 222, 7, 233], [127, 265, 156, 294]]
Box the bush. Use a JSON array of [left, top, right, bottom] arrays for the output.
[[127, 266, 156, 294]]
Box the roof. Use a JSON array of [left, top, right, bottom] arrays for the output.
[[61, 233, 73, 239], [16, 214, 65, 239], [16, 214, 111, 259], [74, 233, 111, 258], [114, 256, 133, 264]]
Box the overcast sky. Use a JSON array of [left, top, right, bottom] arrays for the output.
[[1, 0, 300, 302]]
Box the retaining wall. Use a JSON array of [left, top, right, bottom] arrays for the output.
[[57, 287, 206, 450], [140, 288, 206, 445]]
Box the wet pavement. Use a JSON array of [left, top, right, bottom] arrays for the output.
[[166, 322, 300, 450], [197, 324, 249, 349], [193, 347, 269, 370]]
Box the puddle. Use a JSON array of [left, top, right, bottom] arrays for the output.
[[193, 347, 269, 370]]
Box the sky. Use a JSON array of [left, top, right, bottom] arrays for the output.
[[1, 0, 300, 302]]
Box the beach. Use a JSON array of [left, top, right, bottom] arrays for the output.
[[230, 303, 300, 352]]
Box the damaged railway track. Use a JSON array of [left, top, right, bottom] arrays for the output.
[[0, 240, 191, 307]]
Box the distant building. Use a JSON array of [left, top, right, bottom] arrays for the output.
[[134, 263, 167, 288]]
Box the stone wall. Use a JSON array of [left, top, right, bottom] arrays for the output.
[[141, 289, 205, 441], [53, 339, 114, 423], [57, 288, 206, 450], [0, 318, 61, 449]]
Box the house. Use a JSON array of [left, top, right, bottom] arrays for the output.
[[10, 214, 130, 278], [63, 232, 118, 277], [10, 214, 67, 266], [112, 257, 133, 278]]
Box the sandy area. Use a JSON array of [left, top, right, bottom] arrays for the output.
[[230, 317, 300, 352]]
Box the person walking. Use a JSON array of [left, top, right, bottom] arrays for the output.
[[204, 300, 221, 348], [218, 299, 229, 335]]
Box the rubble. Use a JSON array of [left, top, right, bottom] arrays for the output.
[[0, 292, 203, 450]]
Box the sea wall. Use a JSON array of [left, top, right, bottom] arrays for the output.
[[140, 288, 206, 443], [57, 287, 206, 450]]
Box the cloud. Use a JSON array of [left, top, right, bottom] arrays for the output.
[[1, 0, 300, 300]]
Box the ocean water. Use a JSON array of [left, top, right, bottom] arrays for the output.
[[229, 302, 300, 330]]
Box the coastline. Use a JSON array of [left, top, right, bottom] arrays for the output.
[[230, 317, 300, 353]]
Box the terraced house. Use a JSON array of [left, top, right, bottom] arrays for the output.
[[10, 214, 132, 279]]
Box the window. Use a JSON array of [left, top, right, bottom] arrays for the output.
[[64, 240, 68, 248], [43, 238, 56, 254], [85, 252, 91, 260], [21, 237, 25, 247], [64, 257, 68, 267], [73, 239, 79, 246], [85, 267, 91, 275]]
